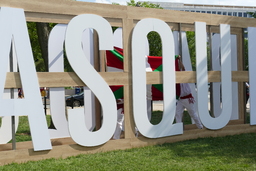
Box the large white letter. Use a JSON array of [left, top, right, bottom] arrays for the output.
[[132, 18, 183, 138], [48, 24, 70, 139], [196, 22, 232, 129], [0, 116, 19, 144], [0, 43, 19, 144], [248, 27, 256, 125], [0, 7, 51, 151], [48, 24, 96, 138], [211, 34, 238, 120], [65, 14, 117, 146]]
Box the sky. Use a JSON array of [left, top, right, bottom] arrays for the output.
[[78, 0, 256, 6]]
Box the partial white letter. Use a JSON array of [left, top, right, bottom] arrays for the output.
[[248, 27, 256, 125], [48, 24, 70, 138], [132, 18, 183, 138], [49, 24, 96, 138], [0, 7, 51, 151], [0, 41, 19, 144], [65, 14, 117, 146], [196, 22, 232, 129]]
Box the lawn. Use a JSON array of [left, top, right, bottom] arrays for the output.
[[0, 112, 255, 170]]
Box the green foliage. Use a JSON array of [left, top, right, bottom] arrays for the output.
[[147, 32, 162, 56], [27, 22, 74, 72], [186, 31, 214, 71], [127, 0, 163, 9], [247, 11, 256, 18], [244, 38, 248, 70], [112, 2, 120, 5], [27, 22, 44, 71], [63, 50, 74, 72], [186, 31, 196, 70]]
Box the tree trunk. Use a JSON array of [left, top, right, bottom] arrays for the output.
[[36, 22, 50, 72], [36, 22, 55, 129]]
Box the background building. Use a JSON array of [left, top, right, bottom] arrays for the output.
[[152, 2, 256, 18]]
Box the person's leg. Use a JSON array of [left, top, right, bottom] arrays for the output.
[[113, 108, 124, 139], [246, 94, 249, 108], [175, 100, 185, 123], [183, 99, 203, 129]]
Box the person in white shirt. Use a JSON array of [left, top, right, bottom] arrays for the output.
[[175, 55, 203, 129], [245, 82, 249, 108]]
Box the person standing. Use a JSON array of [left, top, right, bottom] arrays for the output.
[[18, 88, 24, 98], [245, 82, 250, 108], [175, 55, 203, 129]]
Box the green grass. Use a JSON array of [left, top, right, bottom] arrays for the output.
[[0, 112, 255, 170], [14, 116, 31, 142], [17, 115, 51, 142], [151, 110, 193, 125], [1, 133, 256, 170], [0, 115, 52, 143]]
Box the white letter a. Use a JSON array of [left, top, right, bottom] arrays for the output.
[[0, 7, 51, 151]]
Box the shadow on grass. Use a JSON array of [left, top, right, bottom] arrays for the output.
[[151, 111, 256, 165], [158, 133, 256, 162]]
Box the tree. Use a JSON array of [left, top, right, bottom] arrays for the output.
[[36, 23, 51, 72], [27, 22, 53, 72], [27, 22, 44, 71], [244, 38, 248, 70], [28, 22, 74, 72], [127, 0, 163, 9], [248, 12, 256, 18], [27, 22, 57, 128], [186, 31, 196, 70]]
